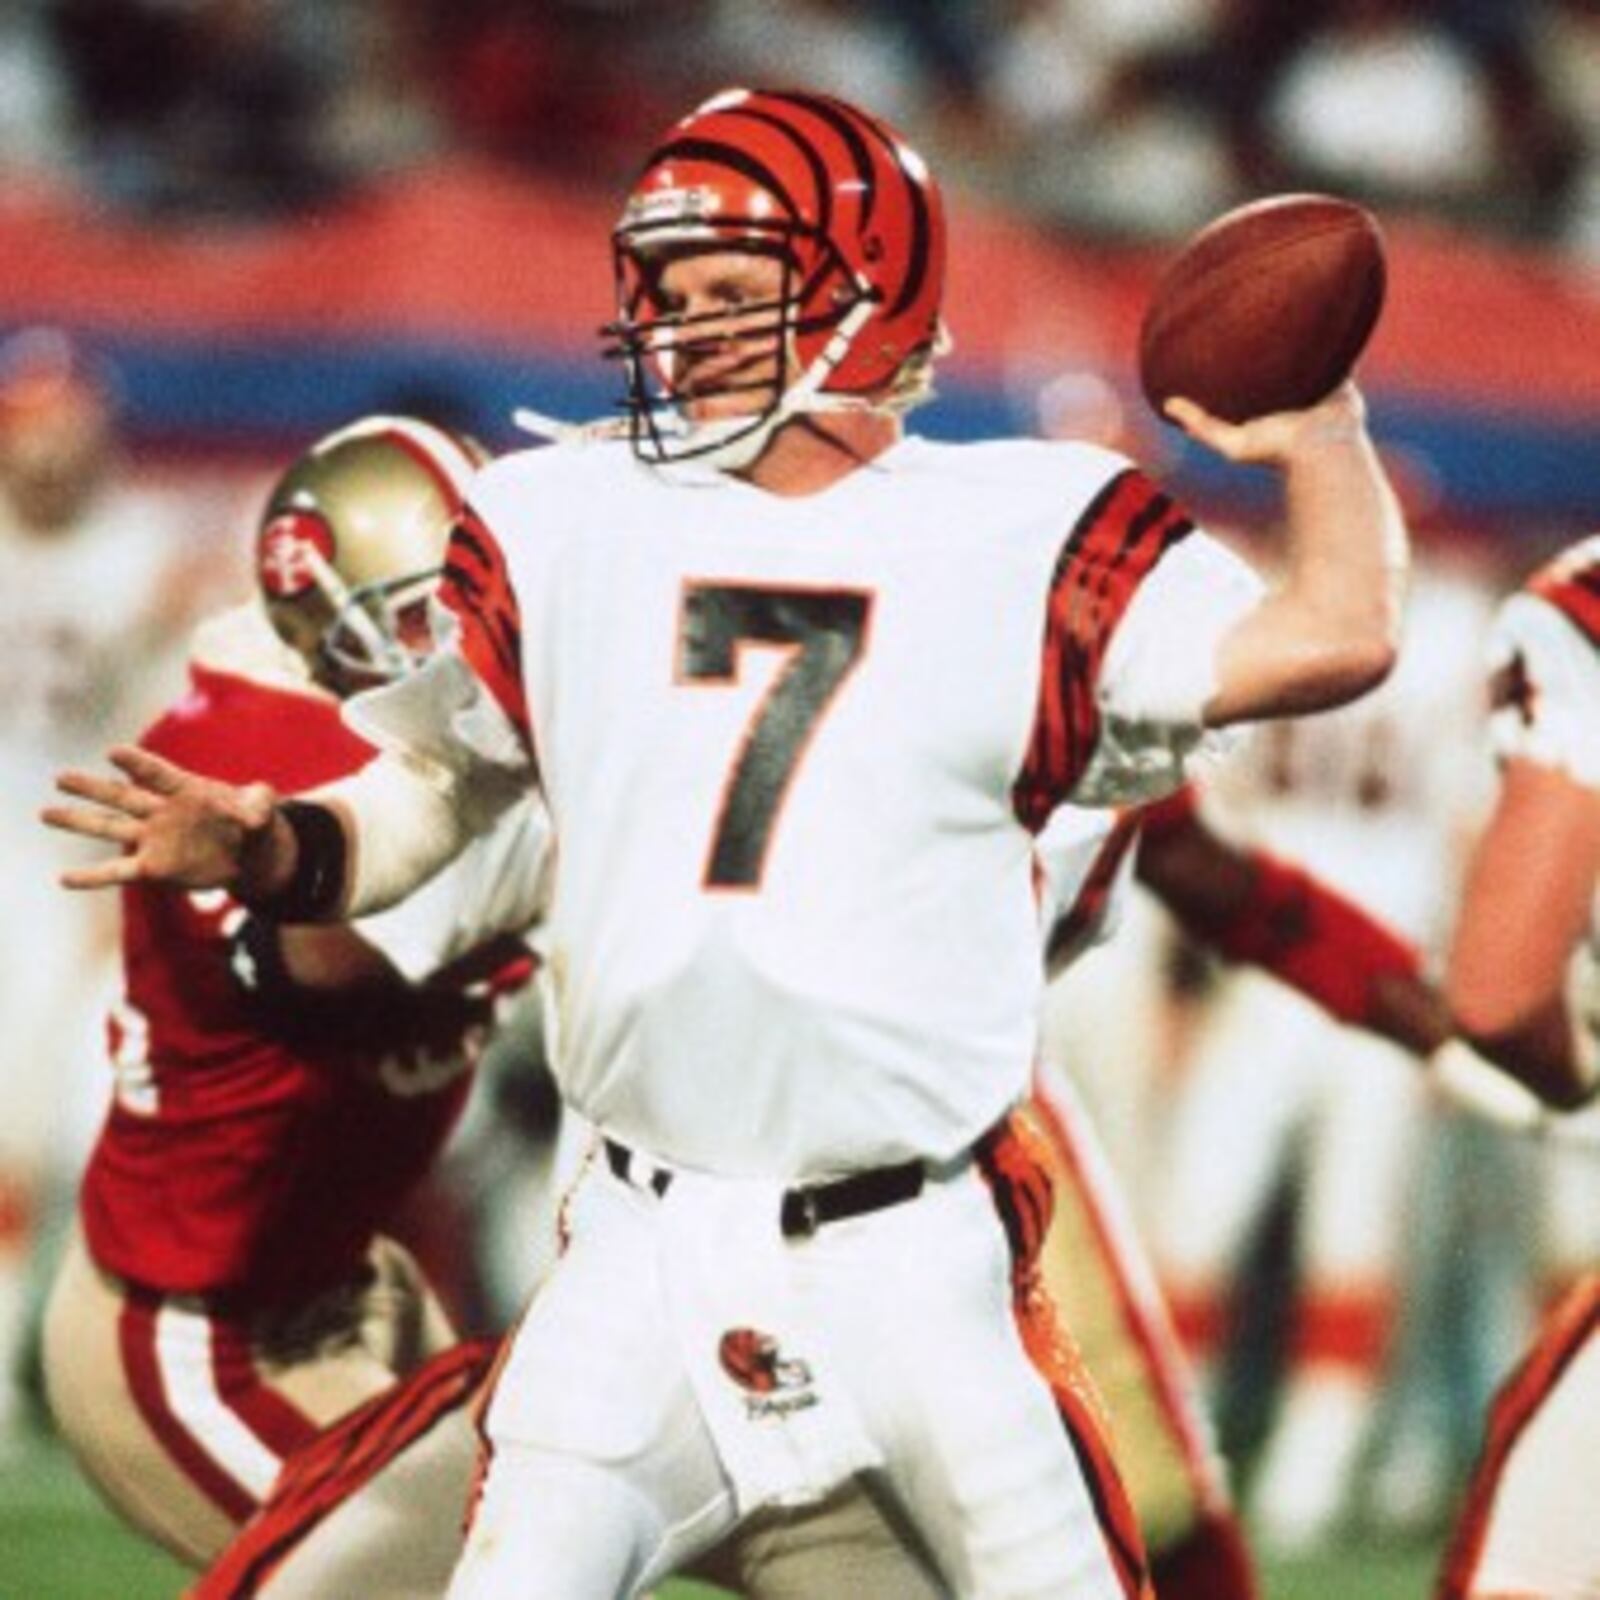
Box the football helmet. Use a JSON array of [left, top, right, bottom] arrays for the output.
[[255, 415, 486, 695], [603, 87, 949, 468]]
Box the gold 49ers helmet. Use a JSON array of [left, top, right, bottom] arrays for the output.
[[255, 415, 487, 695]]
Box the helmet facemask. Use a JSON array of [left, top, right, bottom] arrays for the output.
[[318, 560, 443, 693], [604, 202, 884, 472]]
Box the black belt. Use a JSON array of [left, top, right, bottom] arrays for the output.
[[602, 1138, 927, 1239]]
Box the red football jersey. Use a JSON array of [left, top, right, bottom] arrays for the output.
[[80, 658, 476, 1305]]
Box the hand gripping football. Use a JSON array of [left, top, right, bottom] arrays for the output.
[[1138, 193, 1386, 425]]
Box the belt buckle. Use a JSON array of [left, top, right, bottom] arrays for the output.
[[605, 1138, 673, 1198]]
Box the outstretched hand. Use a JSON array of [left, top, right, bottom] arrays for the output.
[[1164, 381, 1367, 467], [42, 745, 281, 893]]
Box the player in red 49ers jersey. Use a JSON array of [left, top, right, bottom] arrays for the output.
[[40, 416, 550, 1571], [49, 88, 1409, 1600]]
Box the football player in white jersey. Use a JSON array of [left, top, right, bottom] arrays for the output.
[[192, 788, 1452, 1600], [0, 328, 215, 1444], [1429, 535, 1600, 1600], [1025, 789, 1451, 1600], [1147, 547, 1494, 1549], [46, 87, 1409, 1600]]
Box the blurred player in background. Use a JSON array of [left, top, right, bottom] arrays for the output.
[[0, 326, 216, 1445], [40, 415, 550, 1569], [1147, 537, 1493, 1550], [46, 86, 1410, 1599], [1022, 785, 1453, 1600], [1433, 533, 1600, 1600]]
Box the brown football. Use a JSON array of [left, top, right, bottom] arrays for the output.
[[1138, 193, 1386, 425]]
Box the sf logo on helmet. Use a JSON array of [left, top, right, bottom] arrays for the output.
[[258, 509, 335, 598], [718, 1327, 818, 1419]]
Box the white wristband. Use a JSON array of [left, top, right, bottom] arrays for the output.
[[1425, 1041, 1547, 1134], [1564, 952, 1600, 1099], [1426, 1039, 1600, 1154]]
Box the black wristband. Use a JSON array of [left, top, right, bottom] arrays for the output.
[[245, 800, 348, 922]]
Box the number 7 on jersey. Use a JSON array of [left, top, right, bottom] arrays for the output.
[[678, 583, 873, 890]]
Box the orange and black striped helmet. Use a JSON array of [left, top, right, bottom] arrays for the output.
[[604, 87, 948, 465]]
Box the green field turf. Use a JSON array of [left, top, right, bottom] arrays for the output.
[[0, 1430, 1439, 1598]]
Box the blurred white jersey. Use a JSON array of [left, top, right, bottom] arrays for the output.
[[1488, 537, 1600, 792], [2, 483, 205, 1178], [0, 486, 196, 780], [354, 434, 1259, 1181], [1488, 534, 1600, 953], [1201, 556, 1494, 947], [1437, 554, 1600, 1600]]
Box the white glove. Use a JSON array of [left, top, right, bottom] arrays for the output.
[[1544, 1097, 1600, 1150], [1427, 1040, 1600, 1152], [1425, 1040, 1546, 1133]]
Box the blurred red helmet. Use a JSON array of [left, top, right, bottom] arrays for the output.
[[0, 327, 114, 431], [604, 87, 949, 467]]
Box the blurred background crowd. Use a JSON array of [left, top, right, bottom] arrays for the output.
[[2, 0, 1598, 254], [3, 0, 1600, 1585]]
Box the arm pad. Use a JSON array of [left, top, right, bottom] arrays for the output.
[[1183, 850, 1422, 1028], [313, 751, 474, 918]]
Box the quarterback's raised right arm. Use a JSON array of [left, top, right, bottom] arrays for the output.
[[1174, 384, 1409, 727], [44, 742, 471, 921]]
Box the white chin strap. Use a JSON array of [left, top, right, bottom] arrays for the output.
[[515, 299, 943, 482], [654, 295, 884, 479]]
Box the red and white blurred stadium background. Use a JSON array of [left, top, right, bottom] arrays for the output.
[[3, 0, 1597, 533], [5, 154, 1599, 519]]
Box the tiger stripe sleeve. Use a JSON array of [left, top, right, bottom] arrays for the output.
[[1013, 468, 1196, 831], [437, 505, 535, 755]]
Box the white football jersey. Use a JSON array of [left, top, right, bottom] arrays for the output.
[[353, 433, 1259, 1179], [354, 796, 551, 981], [1488, 535, 1600, 792], [1487, 536, 1600, 970], [1033, 804, 1143, 975], [0, 487, 195, 777]]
